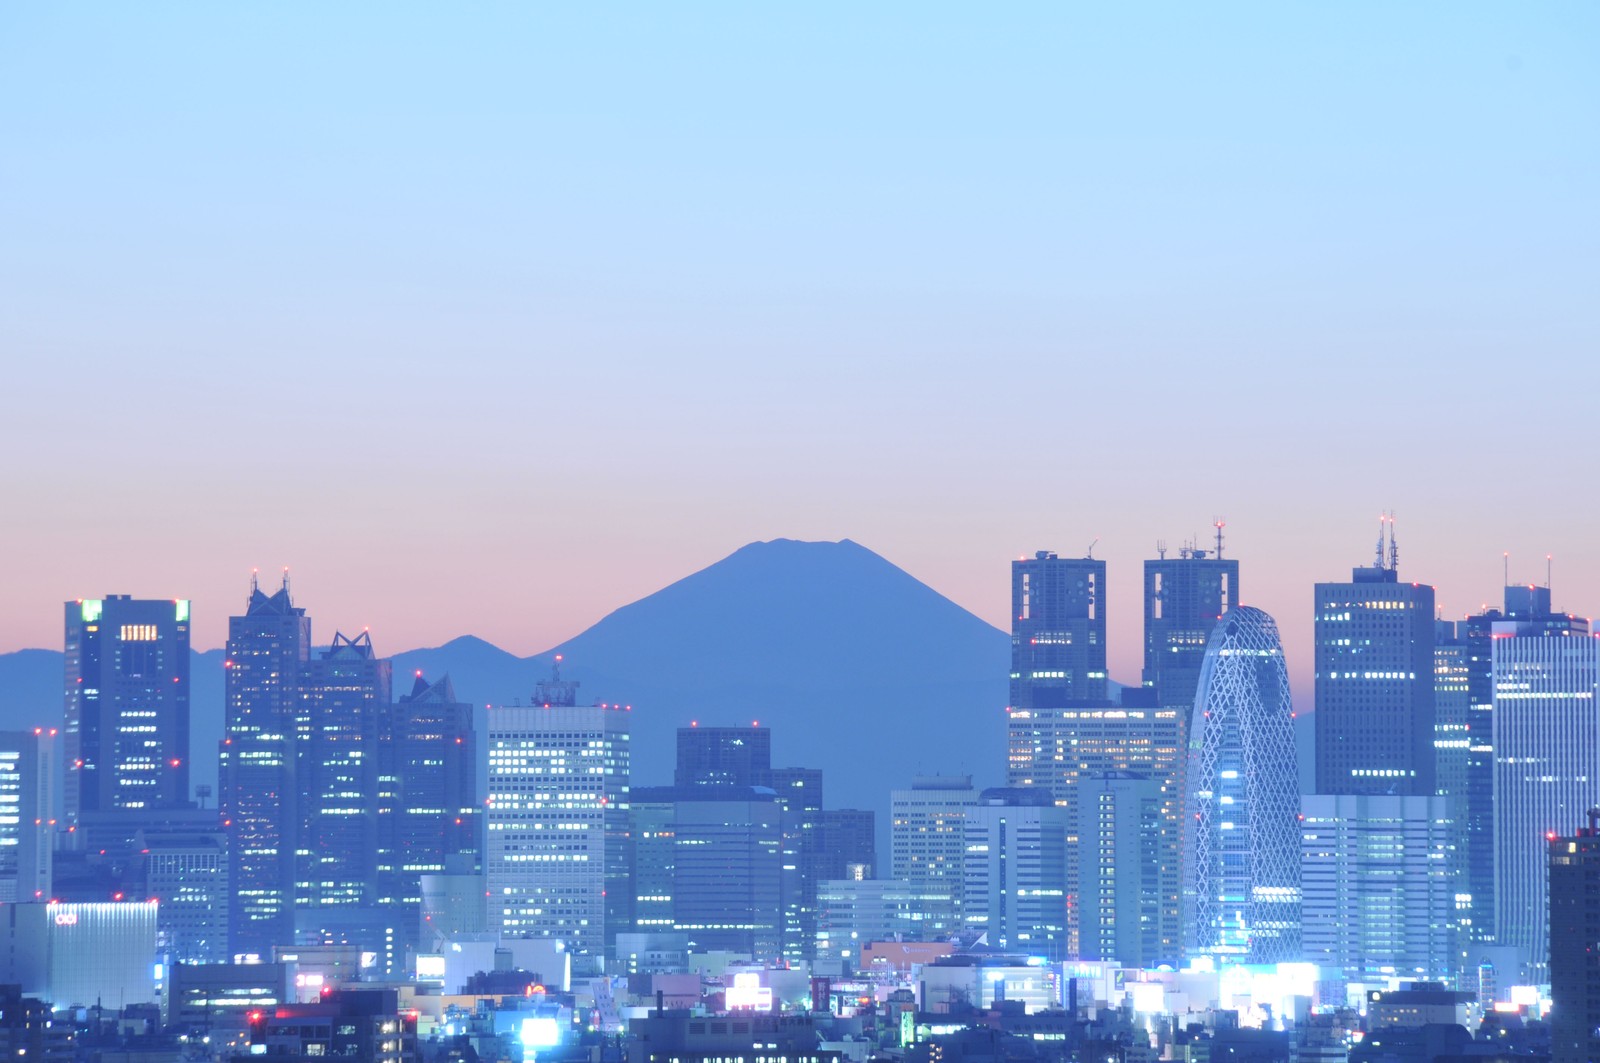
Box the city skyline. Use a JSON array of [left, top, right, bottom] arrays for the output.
[[12, 531, 1593, 715]]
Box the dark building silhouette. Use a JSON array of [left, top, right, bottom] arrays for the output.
[[1550, 811, 1600, 1063], [64, 596, 192, 821], [295, 631, 392, 914], [220, 575, 308, 958], [1010, 551, 1106, 708], [1314, 522, 1437, 796], [1142, 534, 1237, 708], [675, 726, 772, 788]]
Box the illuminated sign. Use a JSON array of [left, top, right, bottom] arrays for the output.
[[519, 1018, 561, 1048], [54, 912, 78, 926], [725, 972, 773, 1010]]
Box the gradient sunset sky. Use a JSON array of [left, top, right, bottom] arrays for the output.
[[3, 5, 1597, 698]]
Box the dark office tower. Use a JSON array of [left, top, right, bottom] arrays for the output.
[[0, 730, 54, 903], [393, 673, 479, 876], [1142, 534, 1238, 707], [220, 574, 309, 959], [815, 809, 876, 881], [383, 672, 479, 963], [675, 726, 772, 787], [295, 632, 392, 916], [766, 766, 823, 965], [671, 788, 783, 958], [1011, 551, 1107, 708], [1313, 521, 1437, 796], [1550, 812, 1600, 1063], [1434, 620, 1474, 960], [63, 596, 192, 821]]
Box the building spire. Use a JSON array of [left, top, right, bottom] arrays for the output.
[[1387, 513, 1398, 573], [1213, 518, 1226, 560], [1375, 514, 1387, 570]]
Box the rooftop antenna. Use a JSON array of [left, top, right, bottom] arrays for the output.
[[1504, 551, 1510, 588], [1086, 537, 1099, 560], [1156, 539, 1167, 560], [1375, 514, 1387, 570], [250, 567, 259, 594], [1387, 513, 1399, 573], [1213, 518, 1226, 560], [1547, 554, 1553, 591], [282, 566, 291, 595]]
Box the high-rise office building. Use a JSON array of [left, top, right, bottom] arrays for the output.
[[1450, 585, 1565, 949], [1007, 689, 1185, 960], [1143, 535, 1237, 708], [1075, 771, 1166, 967], [220, 575, 308, 959], [815, 809, 875, 881], [675, 727, 773, 788], [1011, 551, 1107, 708], [0, 730, 54, 903], [138, 821, 230, 964], [670, 787, 783, 958], [1300, 794, 1456, 988], [889, 776, 979, 938], [1433, 620, 1476, 961], [486, 670, 630, 965], [391, 674, 479, 907], [962, 787, 1069, 960], [295, 631, 393, 919], [1549, 810, 1600, 1063], [64, 596, 192, 820], [1313, 524, 1437, 796], [1491, 591, 1598, 976], [1188, 606, 1300, 964]]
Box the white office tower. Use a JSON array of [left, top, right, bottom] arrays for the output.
[[1187, 606, 1301, 964], [486, 675, 630, 968], [1301, 793, 1456, 990], [1491, 594, 1599, 978], [889, 776, 979, 937], [962, 788, 1069, 960]]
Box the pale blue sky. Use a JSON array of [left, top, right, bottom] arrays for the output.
[[2, 5, 1597, 700]]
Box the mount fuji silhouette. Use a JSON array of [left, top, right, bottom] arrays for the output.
[[0, 539, 1010, 816]]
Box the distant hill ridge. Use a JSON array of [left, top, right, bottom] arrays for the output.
[[0, 539, 1012, 815]]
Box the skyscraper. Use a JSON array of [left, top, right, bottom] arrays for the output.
[[1188, 606, 1300, 964], [1300, 793, 1456, 987], [1007, 690, 1185, 961], [1314, 522, 1437, 796], [962, 787, 1069, 960], [1491, 592, 1598, 977], [485, 668, 630, 965], [889, 776, 979, 938], [1011, 551, 1107, 708], [1075, 771, 1166, 967], [63, 596, 192, 821], [220, 575, 308, 958], [0, 730, 54, 903], [1143, 533, 1238, 708], [1548, 810, 1600, 1063], [295, 631, 393, 917]]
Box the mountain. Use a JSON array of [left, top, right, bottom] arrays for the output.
[[0, 540, 1012, 816]]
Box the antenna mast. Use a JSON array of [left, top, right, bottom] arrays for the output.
[[1213, 518, 1226, 560], [1156, 539, 1167, 561], [1388, 513, 1398, 573], [1086, 537, 1099, 560], [1375, 515, 1387, 570]]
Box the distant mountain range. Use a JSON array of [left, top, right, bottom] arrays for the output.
[[0, 539, 1013, 816]]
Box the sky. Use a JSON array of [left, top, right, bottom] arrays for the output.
[[2, 4, 1597, 703]]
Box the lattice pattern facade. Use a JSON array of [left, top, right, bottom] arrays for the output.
[[1187, 606, 1301, 963]]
